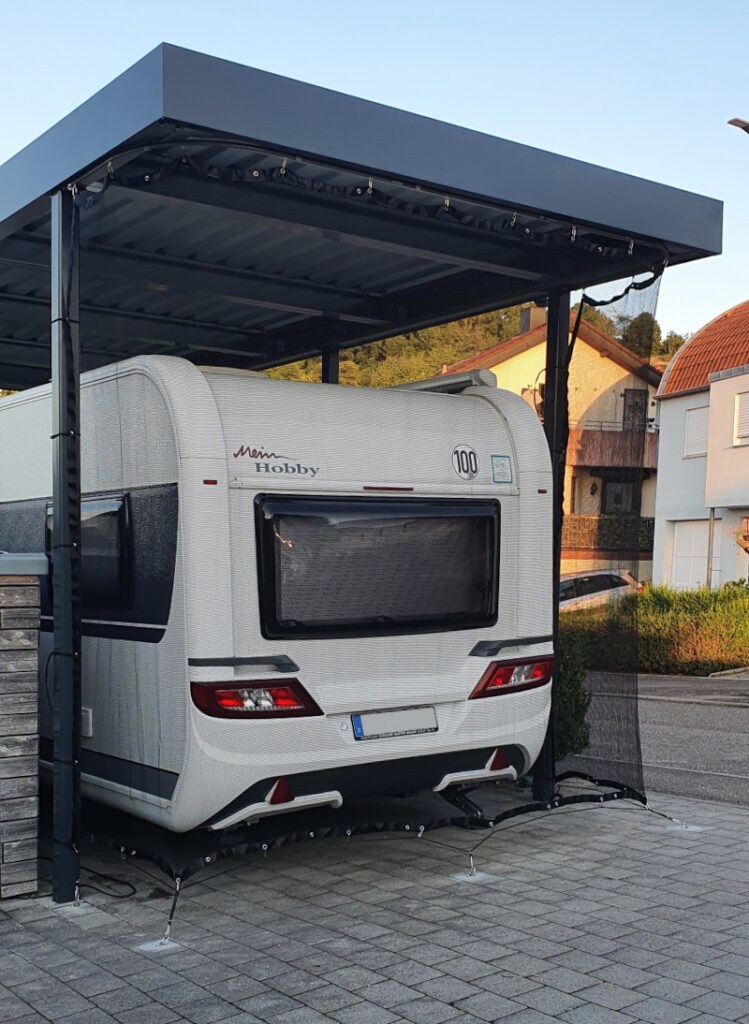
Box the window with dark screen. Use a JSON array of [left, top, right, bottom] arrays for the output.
[[47, 495, 129, 615], [255, 495, 500, 639]]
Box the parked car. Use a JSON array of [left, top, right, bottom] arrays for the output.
[[559, 569, 642, 611]]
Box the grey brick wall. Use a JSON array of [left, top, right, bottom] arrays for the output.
[[0, 575, 39, 898]]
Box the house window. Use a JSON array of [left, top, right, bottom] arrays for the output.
[[623, 388, 648, 431], [602, 479, 639, 515], [734, 392, 749, 445], [684, 406, 708, 457]]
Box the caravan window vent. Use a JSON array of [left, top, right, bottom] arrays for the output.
[[190, 679, 323, 719]]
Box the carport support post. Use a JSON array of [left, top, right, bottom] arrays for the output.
[[532, 290, 570, 802], [50, 188, 81, 904], [322, 349, 339, 384]]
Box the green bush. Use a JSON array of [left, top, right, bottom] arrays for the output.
[[554, 631, 591, 758], [560, 583, 749, 676]]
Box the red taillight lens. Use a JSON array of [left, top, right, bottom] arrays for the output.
[[469, 656, 555, 699], [190, 679, 323, 719]]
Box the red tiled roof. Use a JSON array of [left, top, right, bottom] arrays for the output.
[[659, 300, 749, 398], [441, 312, 660, 384]]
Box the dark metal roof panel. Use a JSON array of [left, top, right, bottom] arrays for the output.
[[0, 43, 722, 255], [0, 48, 164, 239]]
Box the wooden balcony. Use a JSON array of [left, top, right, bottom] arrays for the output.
[[567, 426, 658, 469]]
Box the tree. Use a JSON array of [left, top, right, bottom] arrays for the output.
[[619, 311, 661, 358], [572, 302, 617, 337], [338, 356, 360, 386], [659, 330, 689, 356]]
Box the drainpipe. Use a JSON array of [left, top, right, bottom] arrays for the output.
[[706, 507, 715, 590]]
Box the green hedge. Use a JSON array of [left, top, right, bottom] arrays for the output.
[[560, 583, 749, 676], [555, 631, 591, 758]]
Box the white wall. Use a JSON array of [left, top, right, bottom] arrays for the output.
[[706, 369, 749, 509], [654, 386, 749, 587], [653, 391, 711, 585]]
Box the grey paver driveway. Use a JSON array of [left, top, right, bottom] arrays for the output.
[[0, 792, 747, 1023]]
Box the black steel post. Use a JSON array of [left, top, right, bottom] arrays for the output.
[[322, 348, 339, 384], [532, 290, 570, 802], [50, 188, 81, 904]]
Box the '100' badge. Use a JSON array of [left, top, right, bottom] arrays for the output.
[[452, 445, 478, 480]]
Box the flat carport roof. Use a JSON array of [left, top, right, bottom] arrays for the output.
[[0, 43, 722, 391], [0, 43, 722, 904]]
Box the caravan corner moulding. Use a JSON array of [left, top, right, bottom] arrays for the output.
[[0, 356, 553, 831]]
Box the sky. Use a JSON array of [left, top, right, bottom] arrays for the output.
[[0, 0, 746, 338]]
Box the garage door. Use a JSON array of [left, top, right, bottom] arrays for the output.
[[671, 519, 721, 589]]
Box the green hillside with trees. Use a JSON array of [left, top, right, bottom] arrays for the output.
[[267, 303, 689, 387]]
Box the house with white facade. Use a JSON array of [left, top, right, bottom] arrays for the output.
[[653, 300, 749, 589]]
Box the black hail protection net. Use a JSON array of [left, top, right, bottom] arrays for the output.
[[555, 270, 663, 800]]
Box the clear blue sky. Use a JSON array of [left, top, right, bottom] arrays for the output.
[[1, 0, 746, 338]]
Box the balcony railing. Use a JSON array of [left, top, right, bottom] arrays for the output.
[[569, 419, 658, 432], [567, 426, 659, 469], [562, 514, 655, 554]]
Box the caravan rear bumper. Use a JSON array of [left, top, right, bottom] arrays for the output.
[[202, 744, 524, 830]]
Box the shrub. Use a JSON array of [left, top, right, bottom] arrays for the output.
[[554, 631, 591, 758], [560, 583, 749, 676]]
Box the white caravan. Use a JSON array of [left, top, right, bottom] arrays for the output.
[[0, 356, 553, 831]]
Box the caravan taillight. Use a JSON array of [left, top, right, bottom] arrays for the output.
[[469, 656, 554, 699], [190, 679, 323, 719]]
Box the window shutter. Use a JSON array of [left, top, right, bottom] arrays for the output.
[[736, 392, 749, 443], [684, 406, 708, 457]]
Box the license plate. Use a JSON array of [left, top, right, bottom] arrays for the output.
[[351, 706, 438, 740]]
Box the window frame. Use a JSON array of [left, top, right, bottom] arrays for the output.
[[254, 493, 501, 640], [683, 405, 709, 458], [734, 391, 749, 446]]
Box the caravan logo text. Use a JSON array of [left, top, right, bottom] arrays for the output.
[[233, 445, 319, 478]]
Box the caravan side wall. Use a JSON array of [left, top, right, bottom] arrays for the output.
[[0, 357, 232, 825]]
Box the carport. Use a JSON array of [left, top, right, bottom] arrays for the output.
[[0, 43, 722, 903]]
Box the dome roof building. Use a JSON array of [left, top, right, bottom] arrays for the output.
[[653, 299, 749, 590], [659, 300, 749, 398]]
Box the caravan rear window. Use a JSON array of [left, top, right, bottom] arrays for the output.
[[255, 495, 500, 639]]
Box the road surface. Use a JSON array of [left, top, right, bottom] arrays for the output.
[[639, 679, 749, 804]]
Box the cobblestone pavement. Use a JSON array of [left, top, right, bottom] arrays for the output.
[[0, 792, 747, 1024]]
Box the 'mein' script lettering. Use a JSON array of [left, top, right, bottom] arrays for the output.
[[233, 445, 289, 460]]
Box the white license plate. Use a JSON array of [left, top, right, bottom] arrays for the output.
[[351, 706, 438, 741]]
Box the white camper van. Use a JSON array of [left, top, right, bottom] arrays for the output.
[[0, 356, 553, 832]]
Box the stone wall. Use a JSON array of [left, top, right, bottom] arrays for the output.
[[0, 575, 39, 898]]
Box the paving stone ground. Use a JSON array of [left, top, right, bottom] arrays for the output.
[[1, 792, 747, 1024]]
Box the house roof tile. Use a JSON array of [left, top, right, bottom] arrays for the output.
[[659, 299, 749, 398]]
